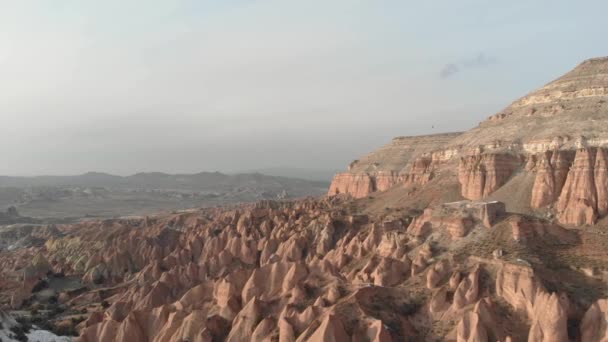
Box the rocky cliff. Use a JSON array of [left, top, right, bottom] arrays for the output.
[[330, 57, 608, 225], [328, 133, 462, 198]]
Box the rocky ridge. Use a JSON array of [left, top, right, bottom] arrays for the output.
[[328, 133, 462, 198], [330, 57, 608, 226]]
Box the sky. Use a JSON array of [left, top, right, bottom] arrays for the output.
[[1, 0, 607, 176]]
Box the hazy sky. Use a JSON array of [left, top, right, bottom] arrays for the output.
[[1, 1, 607, 176]]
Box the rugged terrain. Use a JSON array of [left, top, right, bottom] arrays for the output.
[[1, 57, 608, 342]]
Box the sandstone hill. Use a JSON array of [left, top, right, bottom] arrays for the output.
[[330, 57, 608, 226], [2, 57, 608, 342]]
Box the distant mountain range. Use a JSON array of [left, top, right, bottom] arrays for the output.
[[0, 171, 329, 190], [239, 167, 341, 182], [0, 171, 329, 219]]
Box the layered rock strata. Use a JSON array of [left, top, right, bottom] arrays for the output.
[[526, 147, 608, 225], [458, 153, 523, 200], [407, 200, 505, 239], [328, 133, 462, 198]]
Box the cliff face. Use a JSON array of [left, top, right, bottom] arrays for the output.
[[530, 150, 575, 208], [327, 173, 377, 198], [458, 153, 522, 200], [555, 148, 608, 225], [328, 133, 462, 198], [329, 57, 608, 226]]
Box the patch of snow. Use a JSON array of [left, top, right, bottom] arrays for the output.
[[28, 329, 74, 342], [0, 310, 73, 342], [0, 327, 73, 342]]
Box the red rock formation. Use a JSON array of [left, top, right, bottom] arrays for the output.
[[226, 297, 262, 342], [496, 264, 543, 318], [557, 148, 599, 225], [374, 171, 404, 192], [328, 133, 462, 197], [528, 292, 570, 342], [530, 150, 575, 208], [580, 299, 608, 342], [496, 263, 569, 341], [41, 57, 608, 341], [456, 299, 507, 342], [402, 156, 435, 186], [407, 209, 433, 238], [528, 147, 608, 225], [5, 165, 608, 342], [444, 217, 473, 239], [328, 171, 407, 198], [458, 153, 522, 200], [509, 215, 577, 244], [456, 311, 488, 342], [426, 259, 450, 289], [594, 148, 608, 216], [303, 314, 350, 342], [452, 266, 480, 310], [408, 201, 505, 240], [328, 173, 375, 198]]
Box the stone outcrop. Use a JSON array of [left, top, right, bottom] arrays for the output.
[[452, 266, 481, 310], [509, 215, 577, 244], [496, 263, 569, 341], [458, 153, 522, 200], [328, 133, 462, 198], [527, 147, 608, 225], [326, 57, 608, 227], [0, 185, 606, 341], [226, 297, 262, 342], [407, 201, 505, 239], [580, 299, 608, 342], [530, 150, 575, 208], [328, 173, 377, 198], [556, 148, 608, 225], [302, 314, 349, 342], [528, 292, 570, 342], [457, 311, 488, 342], [456, 299, 507, 342]]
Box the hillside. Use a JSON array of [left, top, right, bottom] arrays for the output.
[[330, 57, 608, 225]]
